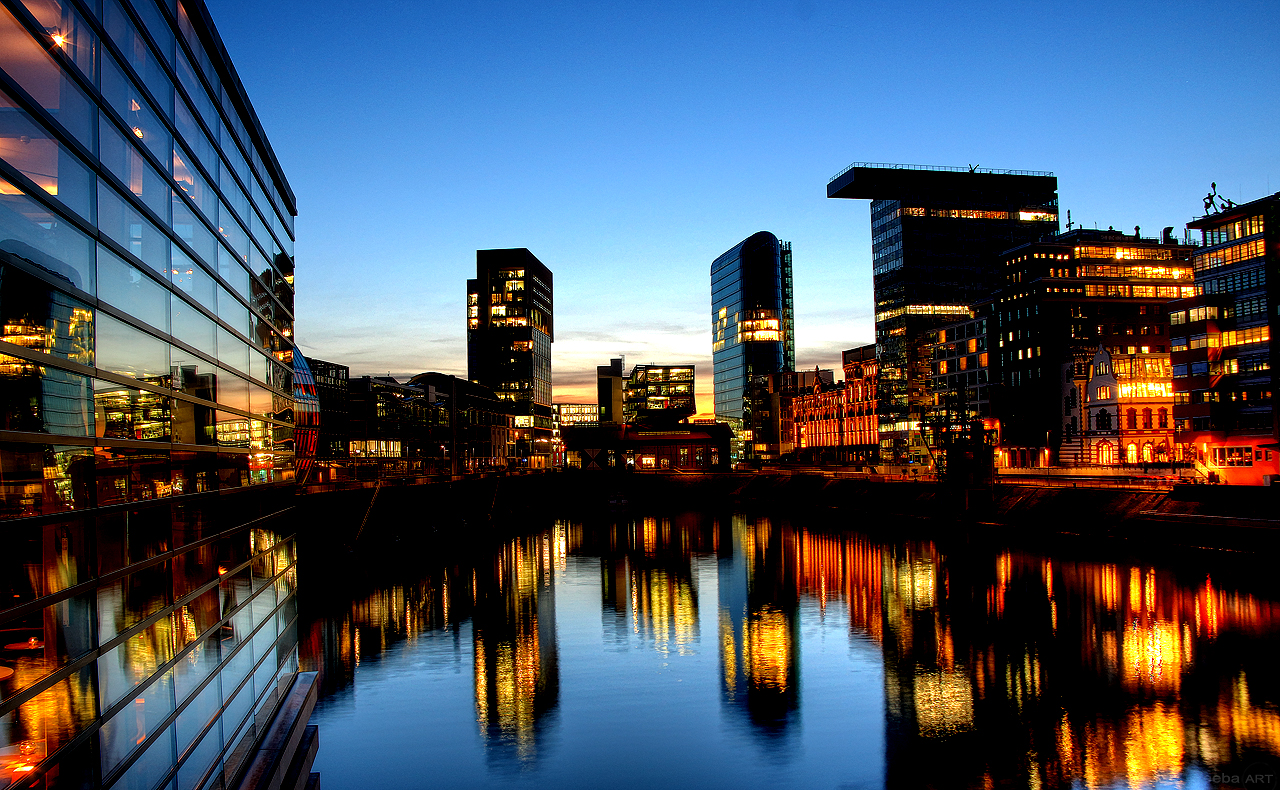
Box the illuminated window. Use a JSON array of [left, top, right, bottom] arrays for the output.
[[1096, 386, 1112, 400]]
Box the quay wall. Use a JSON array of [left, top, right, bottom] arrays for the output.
[[294, 472, 1280, 551]]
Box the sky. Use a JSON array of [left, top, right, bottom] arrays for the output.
[[205, 0, 1280, 407]]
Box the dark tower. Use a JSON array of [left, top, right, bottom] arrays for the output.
[[467, 248, 554, 467], [827, 163, 1059, 465]]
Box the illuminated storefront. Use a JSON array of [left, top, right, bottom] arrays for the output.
[[0, 0, 303, 785]]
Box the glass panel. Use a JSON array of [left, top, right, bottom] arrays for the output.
[[0, 263, 93, 363], [15, 0, 98, 80], [94, 379, 170, 441], [114, 723, 176, 790], [171, 292, 214, 356], [95, 311, 169, 384], [216, 326, 248, 374], [0, 85, 95, 222], [97, 177, 169, 274], [0, 175, 96, 293], [103, 0, 173, 117], [0, 4, 95, 147], [169, 346, 217, 400], [248, 349, 267, 386], [177, 722, 221, 790], [100, 52, 171, 162], [218, 246, 249, 299], [175, 674, 220, 757], [94, 444, 171, 503], [171, 396, 215, 446], [0, 665, 99, 776], [174, 96, 214, 179], [97, 242, 168, 331], [0, 442, 92, 517], [169, 450, 217, 495], [216, 375, 248, 412], [99, 116, 170, 221], [126, 0, 175, 66], [216, 284, 249, 336], [170, 247, 214, 310], [216, 202, 248, 264], [215, 410, 249, 448], [0, 357, 92, 436], [99, 668, 174, 775], [172, 192, 217, 271], [172, 144, 216, 220]]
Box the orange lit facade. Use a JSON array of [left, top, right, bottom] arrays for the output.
[[790, 344, 879, 463]]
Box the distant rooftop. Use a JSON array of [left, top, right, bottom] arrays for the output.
[[828, 162, 1055, 185], [827, 162, 1058, 201]]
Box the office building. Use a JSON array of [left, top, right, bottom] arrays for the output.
[[991, 228, 1195, 466], [827, 163, 1059, 465], [467, 248, 553, 467], [409, 372, 514, 473], [711, 231, 795, 460], [623, 364, 696, 425], [0, 0, 312, 786], [1172, 193, 1278, 484]]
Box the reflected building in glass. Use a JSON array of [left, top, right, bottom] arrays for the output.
[[467, 248, 554, 468], [0, 0, 304, 786], [711, 232, 794, 461]]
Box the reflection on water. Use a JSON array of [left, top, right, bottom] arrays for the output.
[[301, 512, 1280, 789]]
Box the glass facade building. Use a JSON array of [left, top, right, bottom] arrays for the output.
[[710, 231, 794, 460], [467, 248, 553, 467], [827, 163, 1058, 465], [0, 0, 302, 785]]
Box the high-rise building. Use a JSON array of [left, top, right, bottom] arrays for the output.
[[623, 364, 696, 425], [0, 0, 310, 786], [711, 231, 795, 460], [467, 248, 553, 467], [1172, 193, 1278, 485], [827, 163, 1059, 465]]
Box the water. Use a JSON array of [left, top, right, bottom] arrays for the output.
[[297, 512, 1280, 789]]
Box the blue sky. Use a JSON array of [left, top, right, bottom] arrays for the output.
[[206, 0, 1279, 406]]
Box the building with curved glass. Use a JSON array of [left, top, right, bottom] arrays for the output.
[[711, 231, 794, 460], [0, 0, 304, 786]]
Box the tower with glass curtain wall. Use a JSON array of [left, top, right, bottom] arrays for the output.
[[0, 0, 308, 786], [827, 163, 1059, 465], [467, 248, 554, 468], [711, 231, 794, 460]]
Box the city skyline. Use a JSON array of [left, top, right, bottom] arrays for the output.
[[205, 0, 1280, 407]]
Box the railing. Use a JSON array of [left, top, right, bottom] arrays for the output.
[[829, 161, 1055, 185]]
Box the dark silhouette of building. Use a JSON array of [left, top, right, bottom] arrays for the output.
[[468, 248, 554, 467], [408, 372, 514, 473], [306, 357, 350, 460], [711, 232, 795, 461], [827, 163, 1059, 465], [596, 357, 625, 423], [561, 422, 732, 471], [1173, 193, 1279, 484]]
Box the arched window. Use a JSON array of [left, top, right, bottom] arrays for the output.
[[1127, 443, 1138, 463], [1157, 408, 1168, 428], [1126, 408, 1138, 429], [1142, 408, 1152, 429], [1096, 441, 1115, 465], [1142, 443, 1154, 463], [1096, 409, 1112, 430]]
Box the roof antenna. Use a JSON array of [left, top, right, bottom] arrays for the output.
[[1066, 209, 1073, 231], [968, 164, 979, 173]]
